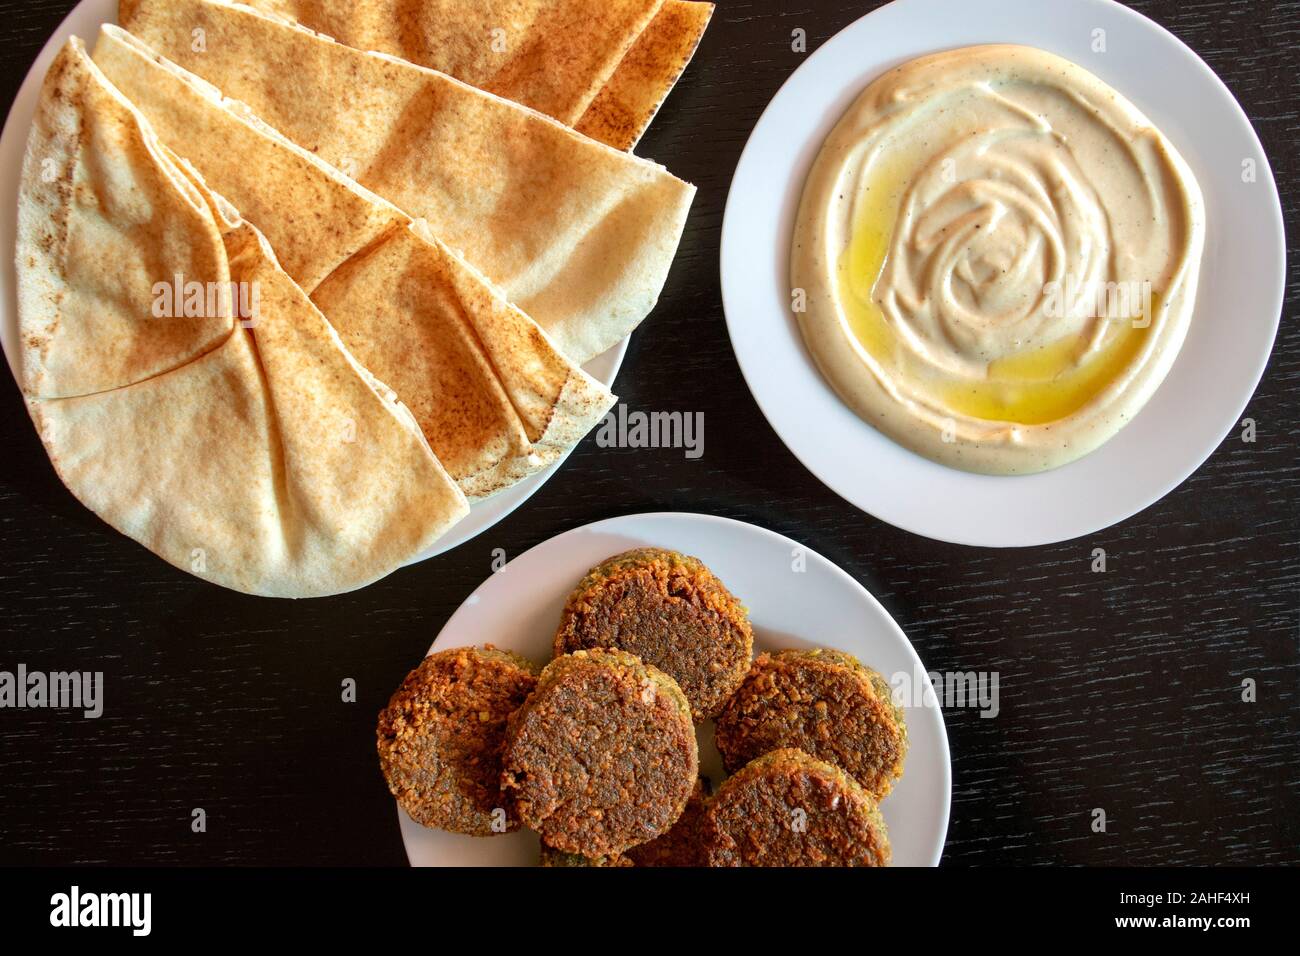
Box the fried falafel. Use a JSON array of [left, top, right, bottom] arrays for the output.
[[377, 645, 540, 836], [701, 748, 891, 867], [538, 845, 633, 867], [715, 648, 907, 799], [625, 776, 711, 867], [555, 548, 753, 720], [501, 648, 699, 857]]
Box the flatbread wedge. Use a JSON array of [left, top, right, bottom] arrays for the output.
[[18, 39, 471, 598], [94, 24, 617, 499], [233, 0, 663, 128], [15, 37, 232, 400], [117, 0, 696, 365], [575, 1, 715, 152]]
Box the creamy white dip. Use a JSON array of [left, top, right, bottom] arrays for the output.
[[791, 45, 1205, 474]]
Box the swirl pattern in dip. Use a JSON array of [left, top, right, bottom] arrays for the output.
[[791, 45, 1205, 474]]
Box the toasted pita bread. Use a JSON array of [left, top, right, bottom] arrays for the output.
[[19, 40, 470, 597], [313, 221, 618, 495], [576, 2, 714, 151], [231, 0, 663, 127], [117, 0, 696, 364], [15, 39, 232, 399], [94, 24, 616, 499]]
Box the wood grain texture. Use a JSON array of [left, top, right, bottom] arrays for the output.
[[0, 0, 1295, 866]]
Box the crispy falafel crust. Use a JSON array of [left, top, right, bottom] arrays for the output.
[[626, 776, 710, 867], [377, 645, 539, 836], [538, 844, 633, 867], [715, 648, 908, 799], [702, 748, 891, 867], [501, 648, 699, 857], [555, 548, 753, 720]]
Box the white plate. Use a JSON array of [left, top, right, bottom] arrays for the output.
[[720, 0, 1285, 547], [399, 512, 952, 867], [0, 0, 627, 562]]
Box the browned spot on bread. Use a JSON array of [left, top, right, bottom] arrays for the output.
[[576, 1, 714, 150]]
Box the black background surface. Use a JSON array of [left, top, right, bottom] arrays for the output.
[[0, 0, 1295, 866]]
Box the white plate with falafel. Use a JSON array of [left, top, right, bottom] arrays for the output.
[[384, 512, 951, 867]]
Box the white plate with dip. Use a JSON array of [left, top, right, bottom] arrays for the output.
[[399, 512, 952, 866], [720, 0, 1285, 547], [0, 0, 627, 565]]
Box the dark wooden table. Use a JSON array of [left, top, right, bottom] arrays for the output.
[[0, 0, 1295, 866]]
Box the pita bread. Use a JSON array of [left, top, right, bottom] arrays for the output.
[[232, 0, 663, 127], [19, 40, 470, 597], [15, 39, 232, 399], [576, 2, 715, 151], [312, 221, 618, 496], [94, 24, 616, 498], [117, 0, 696, 365]]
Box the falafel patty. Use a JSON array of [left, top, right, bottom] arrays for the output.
[[377, 645, 539, 836], [555, 548, 753, 720], [626, 777, 711, 867], [501, 649, 699, 857], [538, 845, 632, 867], [714, 648, 907, 799], [701, 748, 891, 867]]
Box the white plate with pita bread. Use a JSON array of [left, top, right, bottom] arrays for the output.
[[397, 512, 952, 867], [720, 0, 1285, 547], [2, 0, 707, 595]]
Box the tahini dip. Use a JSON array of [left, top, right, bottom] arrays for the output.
[[791, 45, 1205, 474]]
